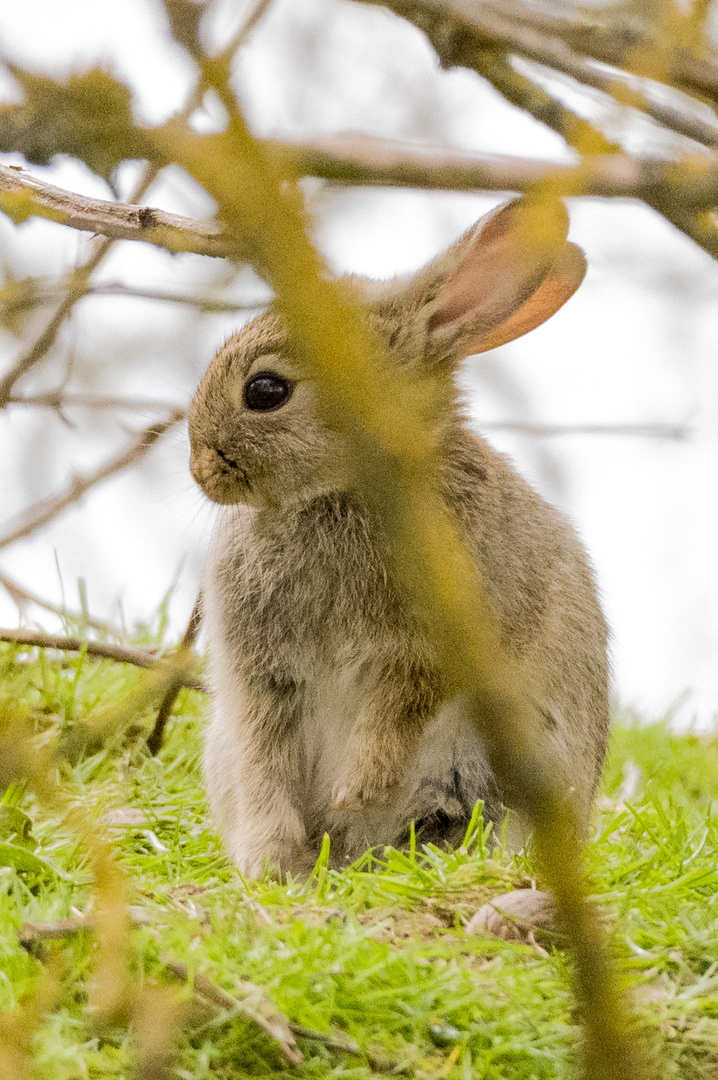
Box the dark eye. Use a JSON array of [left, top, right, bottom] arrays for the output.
[[244, 372, 294, 412]]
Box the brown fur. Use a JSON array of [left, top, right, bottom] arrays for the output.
[[189, 198, 609, 877]]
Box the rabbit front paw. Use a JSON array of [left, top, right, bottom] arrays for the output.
[[331, 769, 399, 811], [225, 808, 312, 879]]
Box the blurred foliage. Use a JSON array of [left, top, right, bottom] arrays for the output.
[[0, 68, 146, 181]]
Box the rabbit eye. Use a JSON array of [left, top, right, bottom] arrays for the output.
[[244, 372, 294, 412]]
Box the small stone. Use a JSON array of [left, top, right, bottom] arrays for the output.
[[465, 889, 562, 945]]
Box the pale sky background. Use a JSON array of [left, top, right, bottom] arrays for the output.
[[0, 0, 717, 726]]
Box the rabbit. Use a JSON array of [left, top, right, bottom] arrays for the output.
[[189, 196, 610, 880]]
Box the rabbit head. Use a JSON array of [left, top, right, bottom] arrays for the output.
[[189, 197, 586, 509]]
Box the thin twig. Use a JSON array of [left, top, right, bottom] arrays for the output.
[[0, 278, 268, 316], [7, 391, 185, 413], [147, 594, 203, 755], [163, 959, 303, 1066], [0, 41, 251, 407], [359, 0, 718, 108], [230, 0, 276, 50], [0, 627, 202, 688], [0, 411, 184, 551], [454, 0, 718, 146], [478, 420, 691, 440]]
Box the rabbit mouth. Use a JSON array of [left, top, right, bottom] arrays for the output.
[[190, 445, 253, 505]]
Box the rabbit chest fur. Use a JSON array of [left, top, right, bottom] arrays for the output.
[[192, 198, 610, 878]]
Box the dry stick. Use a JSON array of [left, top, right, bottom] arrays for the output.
[[0, 166, 228, 260], [8, 391, 186, 413], [0, 411, 184, 551], [0, 567, 115, 633], [0, 279, 267, 316], [147, 593, 203, 755], [163, 960, 303, 1066], [0, 626, 158, 669], [5, 148, 718, 257], [0, 627, 203, 691], [16, 918, 371, 1070]]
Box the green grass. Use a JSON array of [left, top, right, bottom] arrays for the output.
[[2, 639, 718, 1079]]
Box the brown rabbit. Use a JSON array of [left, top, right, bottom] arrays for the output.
[[189, 197, 609, 879]]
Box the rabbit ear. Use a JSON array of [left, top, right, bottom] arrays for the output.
[[467, 241, 587, 354], [421, 198, 586, 362]]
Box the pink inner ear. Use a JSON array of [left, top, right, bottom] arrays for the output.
[[470, 243, 587, 354], [428, 198, 571, 347]]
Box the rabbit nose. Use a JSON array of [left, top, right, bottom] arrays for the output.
[[214, 445, 239, 470]]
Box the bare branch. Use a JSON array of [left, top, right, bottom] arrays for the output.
[[0, 412, 184, 551], [0, 161, 162, 407], [457, 0, 718, 145], [18, 909, 149, 951], [8, 391, 186, 413], [0, 277, 268, 316], [0, 164, 227, 259], [358, 0, 718, 109], [484, 0, 718, 107], [0, 627, 204, 690], [5, 147, 718, 258], [479, 421, 692, 440], [147, 593, 203, 755]]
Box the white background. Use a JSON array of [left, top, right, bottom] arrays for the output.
[[0, 0, 717, 725]]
